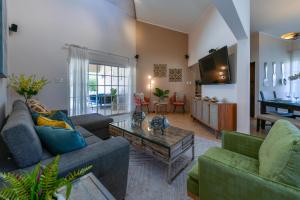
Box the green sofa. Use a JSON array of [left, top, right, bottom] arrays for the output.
[[187, 120, 300, 200]]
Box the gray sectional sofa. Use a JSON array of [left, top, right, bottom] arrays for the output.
[[0, 100, 130, 200]]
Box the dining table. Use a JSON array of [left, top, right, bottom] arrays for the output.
[[259, 99, 300, 114], [258, 99, 300, 130]]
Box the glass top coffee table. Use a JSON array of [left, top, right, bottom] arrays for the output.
[[109, 120, 194, 183]]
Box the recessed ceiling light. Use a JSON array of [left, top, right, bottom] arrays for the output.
[[281, 32, 300, 40]]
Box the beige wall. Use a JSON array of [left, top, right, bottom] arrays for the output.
[[136, 21, 192, 111]]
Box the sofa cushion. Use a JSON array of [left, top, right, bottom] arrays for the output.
[[37, 116, 73, 129], [1, 108, 43, 168], [32, 111, 75, 129], [70, 113, 113, 131], [187, 175, 199, 197], [35, 126, 87, 155], [26, 99, 50, 114], [75, 126, 102, 145], [259, 120, 300, 187], [188, 147, 259, 182]]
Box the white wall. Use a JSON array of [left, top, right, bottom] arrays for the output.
[[7, 0, 136, 110], [258, 32, 292, 99], [188, 6, 237, 103], [292, 40, 300, 50], [189, 1, 250, 132]]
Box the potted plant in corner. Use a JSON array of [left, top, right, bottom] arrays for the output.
[[0, 155, 92, 200], [9, 74, 48, 103], [153, 88, 170, 102]]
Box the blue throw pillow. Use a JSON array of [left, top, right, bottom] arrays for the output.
[[35, 126, 86, 155]]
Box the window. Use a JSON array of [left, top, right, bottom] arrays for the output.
[[88, 64, 130, 115]]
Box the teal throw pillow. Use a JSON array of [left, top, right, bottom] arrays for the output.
[[35, 126, 86, 155]]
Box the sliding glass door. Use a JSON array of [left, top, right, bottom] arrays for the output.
[[88, 63, 129, 116]]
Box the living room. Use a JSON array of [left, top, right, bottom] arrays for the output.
[[0, 0, 300, 200]]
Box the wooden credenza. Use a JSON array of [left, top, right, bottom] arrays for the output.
[[191, 98, 237, 138]]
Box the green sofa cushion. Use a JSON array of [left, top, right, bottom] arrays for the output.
[[188, 147, 259, 182], [259, 120, 300, 187], [187, 175, 199, 197]]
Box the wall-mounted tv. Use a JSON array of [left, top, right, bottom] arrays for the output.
[[199, 46, 231, 85]]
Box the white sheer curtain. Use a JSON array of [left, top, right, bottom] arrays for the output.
[[68, 46, 89, 116], [127, 59, 136, 112]]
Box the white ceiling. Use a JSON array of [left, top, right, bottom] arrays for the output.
[[134, 0, 212, 33], [251, 0, 300, 37], [134, 0, 300, 37]]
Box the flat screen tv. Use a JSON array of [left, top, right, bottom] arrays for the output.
[[199, 46, 231, 85]]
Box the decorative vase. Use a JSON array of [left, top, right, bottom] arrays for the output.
[[150, 116, 170, 134], [132, 111, 146, 127]]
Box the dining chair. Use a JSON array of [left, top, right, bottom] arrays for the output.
[[134, 93, 150, 113], [260, 91, 294, 117], [169, 92, 186, 113]]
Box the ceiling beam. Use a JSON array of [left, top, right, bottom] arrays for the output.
[[212, 0, 248, 40], [105, 0, 136, 18]]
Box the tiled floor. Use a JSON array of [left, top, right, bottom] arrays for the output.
[[112, 112, 269, 141]]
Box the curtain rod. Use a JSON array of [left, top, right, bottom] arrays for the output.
[[64, 43, 130, 61]]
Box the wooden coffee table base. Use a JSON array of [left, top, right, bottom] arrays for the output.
[[109, 124, 195, 184], [165, 144, 194, 183]]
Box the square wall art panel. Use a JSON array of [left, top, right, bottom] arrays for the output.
[[169, 68, 182, 82], [154, 64, 167, 78]]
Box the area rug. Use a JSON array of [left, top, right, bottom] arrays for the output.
[[125, 136, 220, 200]]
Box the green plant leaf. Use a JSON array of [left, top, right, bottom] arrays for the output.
[[65, 165, 93, 182], [65, 182, 72, 200]]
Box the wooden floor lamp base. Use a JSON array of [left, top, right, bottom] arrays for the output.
[[188, 192, 200, 200]]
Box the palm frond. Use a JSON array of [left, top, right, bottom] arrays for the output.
[[0, 173, 30, 199], [0, 188, 17, 200], [0, 155, 93, 200], [40, 156, 60, 198], [65, 165, 92, 183]]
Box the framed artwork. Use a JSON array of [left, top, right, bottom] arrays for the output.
[[169, 68, 182, 82], [153, 64, 167, 77], [0, 0, 7, 78]]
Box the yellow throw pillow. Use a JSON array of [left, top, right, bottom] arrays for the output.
[[37, 116, 73, 130]]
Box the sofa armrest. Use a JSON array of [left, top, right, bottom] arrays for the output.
[[198, 156, 300, 200], [222, 131, 264, 159], [41, 137, 129, 200]]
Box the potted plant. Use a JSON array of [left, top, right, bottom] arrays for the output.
[[0, 156, 92, 200], [153, 88, 170, 102], [111, 88, 118, 110], [9, 74, 48, 103]]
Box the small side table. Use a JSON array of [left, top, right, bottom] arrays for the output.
[[154, 102, 168, 114], [57, 173, 116, 200]]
